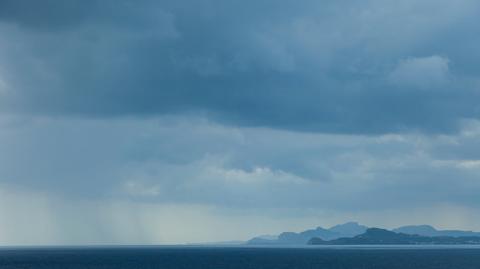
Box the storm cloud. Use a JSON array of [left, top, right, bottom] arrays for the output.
[[1, 0, 480, 244], [0, 0, 480, 133]]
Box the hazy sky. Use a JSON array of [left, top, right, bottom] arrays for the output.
[[1, 0, 480, 245]]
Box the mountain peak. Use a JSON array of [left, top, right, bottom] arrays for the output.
[[393, 225, 480, 237], [363, 228, 397, 236], [329, 221, 368, 237], [309, 228, 480, 245], [393, 225, 438, 236]]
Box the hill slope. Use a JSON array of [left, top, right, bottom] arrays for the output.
[[247, 222, 367, 245], [309, 228, 480, 245], [394, 225, 480, 238]]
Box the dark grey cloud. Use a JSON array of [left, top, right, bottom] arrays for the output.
[[2, 1, 480, 245], [2, 0, 478, 199], [0, 0, 94, 29], [1, 0, 480, 134]]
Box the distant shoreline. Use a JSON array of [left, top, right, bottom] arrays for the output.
[[3, 244, 480, 251]]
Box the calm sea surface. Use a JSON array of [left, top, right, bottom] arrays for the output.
[[1, 246, 480, 269]]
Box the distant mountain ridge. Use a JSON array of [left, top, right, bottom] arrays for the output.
[[247, 222, 367, 245], [393, 225, 480, 238], [330, 222, 369, 237], [247, 222, 480, 245], [309, 228, 480, 245]]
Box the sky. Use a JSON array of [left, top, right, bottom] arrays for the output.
[[1, 0, 480, 245]]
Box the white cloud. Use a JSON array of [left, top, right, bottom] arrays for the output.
[[388, 55, 451, 89], [122, 181, 162, 197], [456, 160, 480, 169]]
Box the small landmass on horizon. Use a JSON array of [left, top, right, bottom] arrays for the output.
[[245, 222, 480, 246]]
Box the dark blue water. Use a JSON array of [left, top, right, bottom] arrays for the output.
[[1, 246, 480, 269]]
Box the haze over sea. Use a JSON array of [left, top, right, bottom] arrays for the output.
[[2, 246, 480, 269]]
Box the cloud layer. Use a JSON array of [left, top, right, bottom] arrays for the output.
[[2, 116, 480, 244], [2, 116, 479, 207], [0, 0, 480, 133], [1, 1, 480, 244]]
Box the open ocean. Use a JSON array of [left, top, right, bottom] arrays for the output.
[[1, 246, 480, 269]]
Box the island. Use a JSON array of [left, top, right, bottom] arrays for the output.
[[308, 228, 480, 245]]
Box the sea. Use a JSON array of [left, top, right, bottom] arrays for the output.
[[1, 245, 480, 269]]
